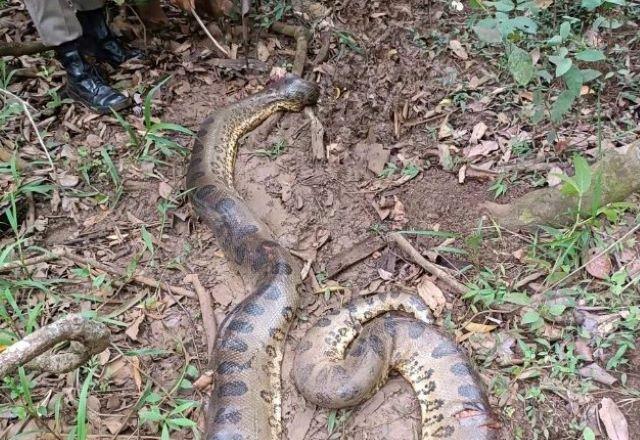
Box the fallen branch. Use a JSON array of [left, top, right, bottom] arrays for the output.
[[185, 274, 217, 356], [0, 248, 195, 298], [482, 142, 640, 229], [388, 232, 467, 295], [191, 8, 230, 57], [0, 41, 51, 57], [325, 236, 387, 279], [0, 314, 110, 377], [304, 107, 325, 161]]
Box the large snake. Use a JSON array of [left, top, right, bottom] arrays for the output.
[[186, 74, 498, 440]]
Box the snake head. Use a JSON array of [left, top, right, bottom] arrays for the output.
[[269, 73, 320, 110]]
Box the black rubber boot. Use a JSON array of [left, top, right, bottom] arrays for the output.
[[76, 7, 144, 67], [55, 40, 131, 114]]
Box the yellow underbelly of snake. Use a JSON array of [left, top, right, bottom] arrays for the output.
[[185, 74, 498, 440]]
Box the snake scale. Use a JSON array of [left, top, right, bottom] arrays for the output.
[[186, 74, 498, 440]]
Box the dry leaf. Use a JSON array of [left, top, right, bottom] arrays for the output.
[[465, 322, 498, 333], [599, 398, 629, 440], [366, 143, 390, 175], [469, 122, 487, 144], [467, 140, 499, 158], [579, 363, 617, 386], [256, 41, 270, 62], [438, 120, 453, 140], [449, 40, 468, 60], [125, 314, 145, 341], [417, 278, 447, 317], [584, 247, 613, 280], [547, 166, 563, 187], [58, 174, 79, 188], [158, 181, 173, 200], [194, 371, 214, 390]]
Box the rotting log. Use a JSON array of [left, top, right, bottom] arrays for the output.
[[482, 141, 640, 229], [0, 41, 51, 57], [0, 314, 110, 377]]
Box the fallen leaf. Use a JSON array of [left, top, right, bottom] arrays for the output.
[[469, 122, 487, 144], [366, 143, 390, 175], [598, 398, 629, 440], [438, 144, 454, 171], [438, 120, 453, 140], [125, 314, 145, 341], [547, 166, 563, 187], [458, 165, 466, 184], [194, 371, 214, 390], [417, 278, 447, 317], [467, 140, 499, 158], [377, 268, 394, 280], [465, 322, 498, 333], [449, 40, 468, 60], [58, 174, 79, 188], [256, 41, 270, 62], [579, 363, 617, 386], [158, 181, 173, 200], [584, 247, 613, 280]]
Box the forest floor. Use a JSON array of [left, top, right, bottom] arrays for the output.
[[1, 0, 640, 439]]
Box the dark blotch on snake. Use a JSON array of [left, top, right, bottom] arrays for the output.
[[458, 384, 483, 401], [214, 407, 242, 424], [228, 319, 254, 333], [369, 334, 385, 357], [349, 339, 366, 357], [431, 340, 459, 358], [408, 321, 426, 339], [432, 425, 455, 438], [241, 302, 265, 316], [217, 381, 248, 397], [409, 295, 428, 311], [211, 433, 244, 440], [296, 340, 313, 353], [451, 362, 471, 376], [217, 361, 251, 375], [316, 317, 331, 327], [219, 337, 248, 353], [272, 260, 292, 275], [281, 306, 293, 319], [390, 291, 401, 299]]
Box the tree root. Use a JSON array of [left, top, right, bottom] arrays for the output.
[[0, 314, 110, 377], [0, 41, 51, 57], [482, 142, 640, 229]]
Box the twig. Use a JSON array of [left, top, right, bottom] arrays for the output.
[[0, 314, 110, 377], [191, 8, 230, 57], [62, 250, 196, 298], [0, 89, 55, 174], [185, 274, 217, 356], [388, 232, 467, 295], [304, 107, 325, 161], [0, 248, 64, 272]]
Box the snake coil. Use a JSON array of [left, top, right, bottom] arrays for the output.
[[186, 74, 497, 440]]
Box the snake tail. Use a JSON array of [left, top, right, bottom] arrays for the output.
[[293, 292, 498, 439], [186, 75, 319, 440]]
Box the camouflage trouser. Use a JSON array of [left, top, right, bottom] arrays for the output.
[[23, 0, 105, 46]]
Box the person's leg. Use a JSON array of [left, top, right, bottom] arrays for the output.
[[23, 0, 82, 46], [74, 0, 144, 66], [23, 0, 130, 114]]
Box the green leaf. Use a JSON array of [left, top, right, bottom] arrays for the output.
[[504, 292, 532, 306], [473, 18, 502, 43], [581, 0, 603, 9], [531, 90, 545, 125], [75, 368, 95, 440], [521, 310, 541, 325], [548, 304, 567, 316], [508, 45, 534, 86], [556, 58, 573, 77], [493, 0, 515, 11], [573, 155, 592, 195], [511, 16, 538, 34], [168, 417, 197, 428], [550, 90, 577, 123], [559, 21, 571, 40], [140, 408, 164, 423], [583, 427, 596, 440], [563, 66, 584, 95], [144, 75, 172, 129], [581, 68, 602, 82], [144, 392, 163, 404], [575, 49, 606, 62], [141, 226, 154, 254]]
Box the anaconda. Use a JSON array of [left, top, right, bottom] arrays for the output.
[[186, 74, 498, 440]]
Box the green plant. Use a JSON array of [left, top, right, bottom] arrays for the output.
[[112, 76, 194, 161], [255, 138, 287, 159]]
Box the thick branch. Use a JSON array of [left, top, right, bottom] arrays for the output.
[[0, 314, 110, 377], [482, 142, 640, 229], [0, 41, 51, 57]]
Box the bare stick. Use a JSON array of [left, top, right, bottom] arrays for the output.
[[0, 249, 64, 272], [388, 232, 467, 295], [0, 314, 110, 377], [305, 107, 325, 161], [62, 251, 196, 298], [191, 8, 230, 57], [185, 274, 217, 356], [0, 41, 51, 57]]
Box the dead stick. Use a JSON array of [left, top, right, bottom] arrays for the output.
[[185, 274, 217, 356], [61, 251, 196, 298], [388, 232, 467, 295], [0, 314, 110, 377], [0, 249, 63, 272], [0, 41, 52, 57], [191, 8, 230, 57]]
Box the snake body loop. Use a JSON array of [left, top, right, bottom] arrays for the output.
[[187, 75, 497, 440]]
